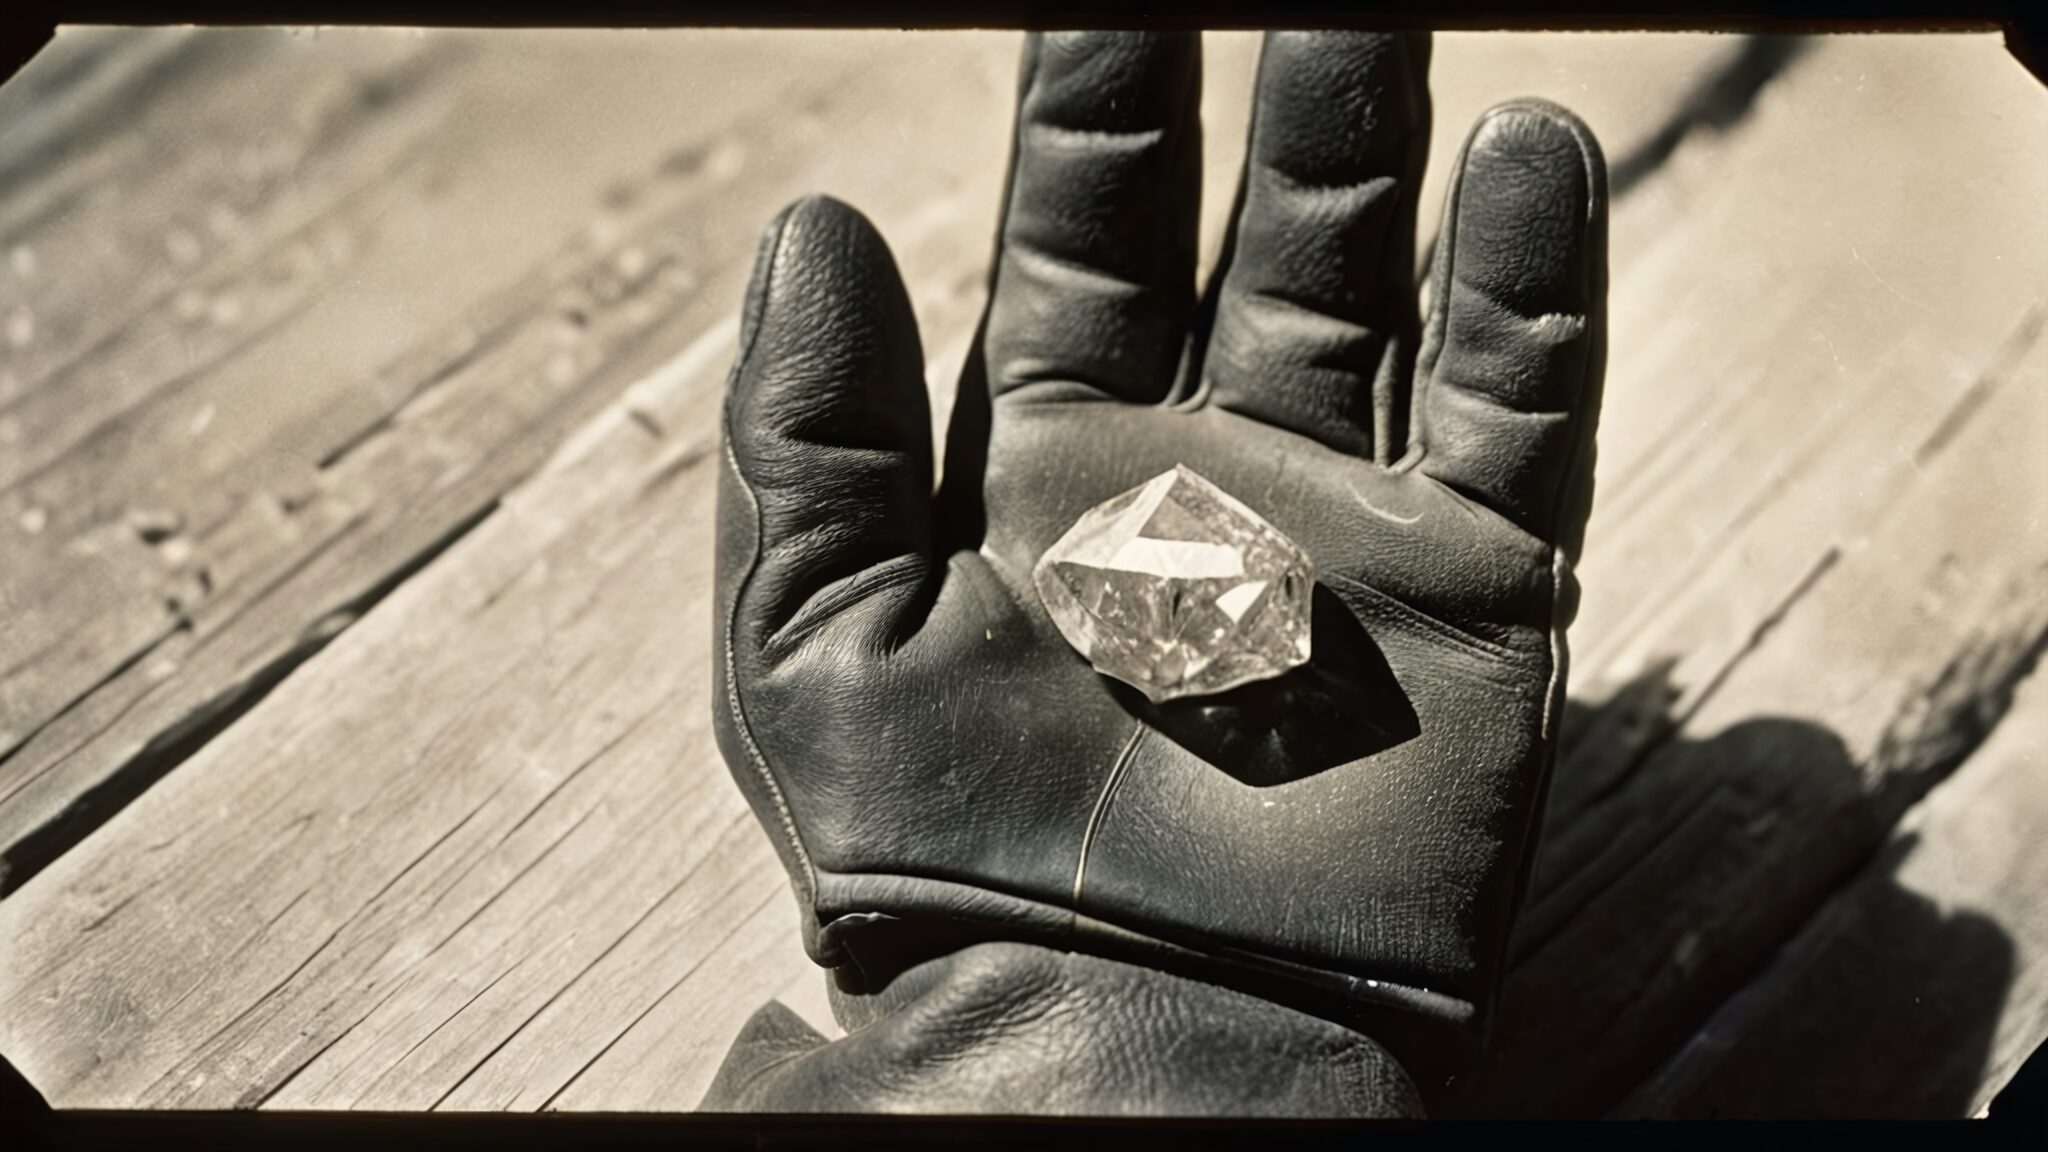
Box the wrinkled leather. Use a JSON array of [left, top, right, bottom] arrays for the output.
[[701, 942, 1423, 1116], [710, 30, 1607, 1107]]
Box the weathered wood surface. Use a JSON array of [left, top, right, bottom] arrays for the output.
[[1477, 35, 2048, 1116], [1615, 661, 2048, 1118], [0, 27, 1018, 886], [0, 30, 2042, 1115]]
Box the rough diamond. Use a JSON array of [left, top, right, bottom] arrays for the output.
[[1032, 465, 1314, 703]]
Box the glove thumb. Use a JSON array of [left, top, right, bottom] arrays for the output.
[[717, 195, 936, 665]]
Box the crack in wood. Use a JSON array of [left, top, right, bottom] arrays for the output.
[[0, 40, 908, 893], [423, 818, 760, 1112], [1914, 305, 2046, 466], [352, 954, 533, 1108], [0, 500, 497, 898], [1671, 546, 1841, 732], [0, 618, 189, 779], [137, 781, 519, 1105], [255, 788, 744, 1111], [1524, 543, 1843, 912], [531, 883, 782, 1114], [413, 710, 662, 943], [408, 804, 604, 984]]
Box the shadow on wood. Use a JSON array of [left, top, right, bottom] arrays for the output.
[[1647, 825, 2014, 1118], [1456, 658, 2026, 1118]]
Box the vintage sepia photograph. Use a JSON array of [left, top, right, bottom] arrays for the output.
[[1, 15, 2044, 1134]]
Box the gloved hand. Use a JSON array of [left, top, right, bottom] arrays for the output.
[[703, 941, 1423, 1116], [710, 29, 1606, 1107]]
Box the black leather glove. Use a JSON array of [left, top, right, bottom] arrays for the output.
[[710, 30, 1606, 1106], [702, 941, 1422, 1116]]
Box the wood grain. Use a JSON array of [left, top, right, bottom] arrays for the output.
[[0, 30, 1016, 886], [0, 27, 1019, 1110], [1613, 661, 2048, 1118], [2, 28, 459, 780], [0, 176, 997, 1108], [1474, 34, 2048, 1116]]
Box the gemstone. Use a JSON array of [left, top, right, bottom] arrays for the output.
[[1032, 464, 1314, 703]]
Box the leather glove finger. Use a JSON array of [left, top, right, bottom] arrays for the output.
[[1202, 31, 1432, 461], [1412, 101, 1609, 564], [714, 194, 936, 925], [984, 31, 1203, 405]]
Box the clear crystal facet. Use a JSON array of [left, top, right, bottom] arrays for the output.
[[1033, 465, 1315, 703]]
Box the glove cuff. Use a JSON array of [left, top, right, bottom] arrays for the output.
[[704, 940, 1425, 1117]]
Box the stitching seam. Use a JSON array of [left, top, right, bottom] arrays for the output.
[[723, 434, 817, 905]]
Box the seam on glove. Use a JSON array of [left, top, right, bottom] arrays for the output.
[[722, 435, 818, 911], [1482, 103, 1604, 1049], [818, 868, 1475, 1026], [1543, 551, 1568, 742], [719, 205, 820, 912], [1071, 721, 1148, 910]]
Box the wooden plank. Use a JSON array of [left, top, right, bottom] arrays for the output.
[[0, 31, 1877, 1113], [0, 30, 1018, 886], [1490, 330, 2048, 1115], [0, 29, 454, 476], [2, 27, 461, 766], [0, 29, 1020, 1110], [0, 345, 739, 1107], [0, 163, 999, 1109], [1472, 34, 2048, 1116], [1612, 660, 2048, 1118]]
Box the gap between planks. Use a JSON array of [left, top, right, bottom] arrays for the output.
[[1462, 33, 2048, 1115], [0, 32, 1022, 892]]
